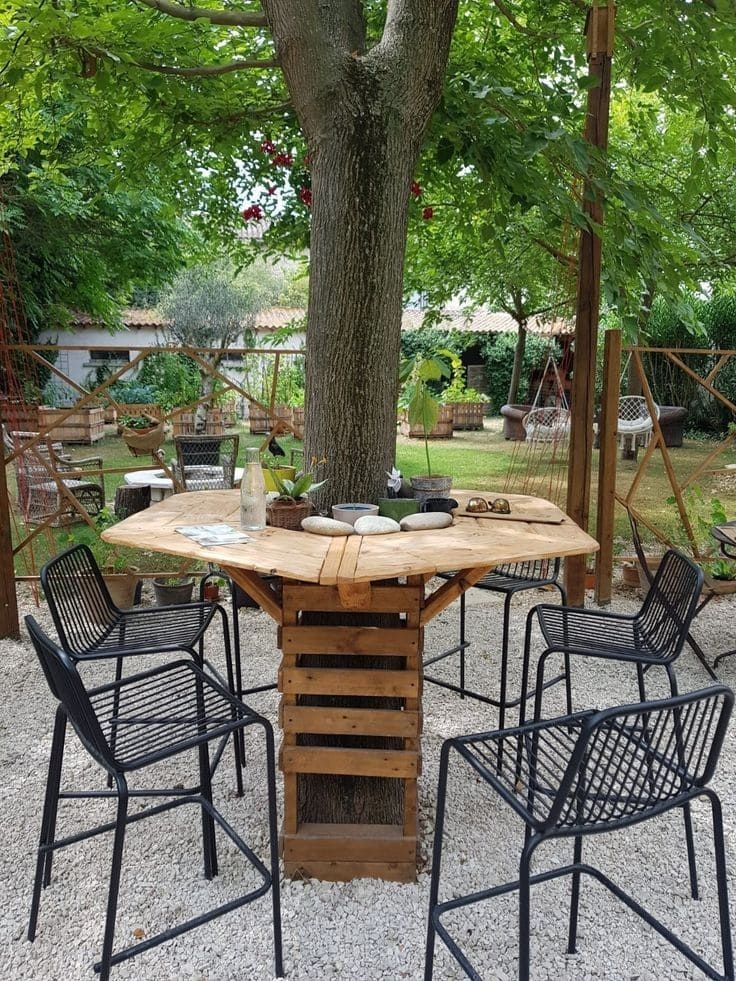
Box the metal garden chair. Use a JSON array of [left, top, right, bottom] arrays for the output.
[[173, 433, 240, 491], [40, 544, 243, 793], [425, 560, 570, 735], [520, 548, 706, 898], [425, 685, 733, 981], [25, 616, 283, 981]]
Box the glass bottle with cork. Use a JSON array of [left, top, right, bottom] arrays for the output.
[[240, 446, 266, 530]]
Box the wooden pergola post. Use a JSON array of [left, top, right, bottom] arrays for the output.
[[594, 328, 622, 605], [0, 417, 20, 639], [565, 2, 615, 606]]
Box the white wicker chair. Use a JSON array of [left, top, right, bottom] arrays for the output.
[[522, 406, 571, 443], [617, 396, 659, 450]]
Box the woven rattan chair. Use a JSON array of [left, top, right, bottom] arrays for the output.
[[425, 685, 734, 981], [25, 616, 283, 981], [521, 406, 570, 443], [4, 428, 104, 522], [174, 434, 239, 491], [617, 395, 659, 451], [425, 561, 569, 737]]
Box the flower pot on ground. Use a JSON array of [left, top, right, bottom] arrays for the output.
[[202, 580, 221, 601], [103, 572, 141, 610], [409, 474, 453, 504], [153, 577, 195, 606]]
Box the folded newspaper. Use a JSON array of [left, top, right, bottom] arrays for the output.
[[175, 524, 252, 547]]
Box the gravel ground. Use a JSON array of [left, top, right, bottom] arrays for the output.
[[2, 578, 736, 981]]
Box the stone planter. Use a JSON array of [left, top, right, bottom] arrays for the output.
[[153, 577, 195, 605], [399, 405, 454, 439], [410, 474, 453, 504]]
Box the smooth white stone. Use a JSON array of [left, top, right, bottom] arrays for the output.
[[353, 515, 401, 535], [301, 516, 355, 536], [400, 511, 453, 531]]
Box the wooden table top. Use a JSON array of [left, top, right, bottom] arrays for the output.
[[102, 489, 598, 585]]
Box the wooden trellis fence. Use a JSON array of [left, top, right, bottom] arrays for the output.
[[1, 342, 304, 634]]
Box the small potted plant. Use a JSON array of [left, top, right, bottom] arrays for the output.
[[202, 576, 225, 601], [153, 575, 196, 606], [266, 464, 328, 530], [400, 351, 454, 502], [119, 413, 166, 457], [260, 452, 297, 491]]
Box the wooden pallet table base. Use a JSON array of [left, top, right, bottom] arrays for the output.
[[102, 488, 598, 883], [277, 580, 422, 882]]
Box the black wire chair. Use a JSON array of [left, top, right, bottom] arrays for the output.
[[629, 511, 719, 678], [173, 434, 240, 491], [425, 560, 569, 732], [521, 548, 706, 898], [425, 685, 734, 981], [25, 616, 283, 981], [40, 544, 242, 793]]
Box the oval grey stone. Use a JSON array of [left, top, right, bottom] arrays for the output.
[[400, 511, 453, 531], [353, 515, 401, 535], [301, 516, 355, 536]]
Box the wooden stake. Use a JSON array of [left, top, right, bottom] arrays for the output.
[[565, 3, 615, 606]]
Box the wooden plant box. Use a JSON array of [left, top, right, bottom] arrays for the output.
[[277, 580, 423, 883], [0, 398, 39, 432], [399, 405, 454, 439], [249, 404, 293, 434], [115, 403, 162, 422], [172, 409, 224, 436], [446, 401, 485, 431], [37, 406, 104, 444]]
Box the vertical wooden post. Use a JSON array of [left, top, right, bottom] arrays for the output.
[[0, 432, 20, 639], [565, 3, 615, 606], [594, 328, 622, 605]]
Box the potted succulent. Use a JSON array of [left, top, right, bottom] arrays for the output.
[[266, 465, 328, 530], [400, 351, 454, 502]]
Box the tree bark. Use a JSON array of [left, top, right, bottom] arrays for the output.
[[508, 321, 527, 405], [262, 0, 459, 507]]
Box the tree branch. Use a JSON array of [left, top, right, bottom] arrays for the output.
[[136, 56, 278, 75], [135, 0, 268, 28], [491, 0, 535, 36]]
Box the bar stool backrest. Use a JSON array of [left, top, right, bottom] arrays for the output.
[[41, 544, 118, 656], [637, 549, 704, 658], [491, 558, 560, 583], [26, 615, 113, 769], [550, 685, 732, 833]]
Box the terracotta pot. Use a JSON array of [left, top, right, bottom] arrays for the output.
[[202, 582, 220, 601], [103, 572, 140, 610]]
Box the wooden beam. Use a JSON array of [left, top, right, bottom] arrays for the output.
[[565, 3, 615, 607], [0, 441, 20, 639], [594, 328, 621, 605]]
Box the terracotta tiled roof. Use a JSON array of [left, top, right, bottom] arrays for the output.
[[71, 306, 571, 335]]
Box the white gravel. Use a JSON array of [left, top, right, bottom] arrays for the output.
[[2, 577, 736, 981]]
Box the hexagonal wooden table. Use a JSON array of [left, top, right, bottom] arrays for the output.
[[103, 489, 597, 882]]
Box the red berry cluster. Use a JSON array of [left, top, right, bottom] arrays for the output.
[[260, 140, 276, 154], [422, 206, 433, 220], [241, 204, 263, 222], [410, 181, 422, 198], [299, 187, 313, 207], [272, 152, 293, 168]]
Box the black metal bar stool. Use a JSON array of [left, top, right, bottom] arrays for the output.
[[25, 616, 283, 981], [425, 685, 733, 981], [425, 560, 569, 733]]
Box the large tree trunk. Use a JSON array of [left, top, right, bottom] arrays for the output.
[[263, 0, 459, 508], [508, 322, 527, 405]]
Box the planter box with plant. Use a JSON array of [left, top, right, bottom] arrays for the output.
[[440, 355, 490, 430], [38, 405, 105, 444], [400, 351, 454, 501], [266, 465, 327, 530]]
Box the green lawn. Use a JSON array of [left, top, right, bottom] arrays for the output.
[[9, 417, 736, 575]]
